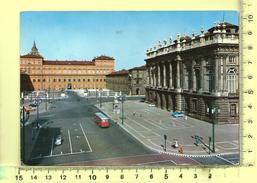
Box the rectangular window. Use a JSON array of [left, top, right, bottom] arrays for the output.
[[73, 79, 76, 82], [78, 79, 81, 82], [192, 100, 197, 113], [230, 104, 237, 116], [229, 56, 236, 63], [68, 79, 71, 82], [64, 79, 66, 82], [58, 79, 61, 82]]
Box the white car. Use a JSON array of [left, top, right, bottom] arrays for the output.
[[148, 104, 155, 107], [55, 135, 63, 146]]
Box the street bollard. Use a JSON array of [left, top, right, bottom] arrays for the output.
[[164, 135, 167, 151]]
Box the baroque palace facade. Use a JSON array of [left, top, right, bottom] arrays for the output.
[[20, 42, 115, 92], [145, 22, 239, 124]]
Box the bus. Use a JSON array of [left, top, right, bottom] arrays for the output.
[[95, 112, 110, 128]]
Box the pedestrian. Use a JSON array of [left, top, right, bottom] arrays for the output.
[[133, 111, 136, 116], [184, 115, 187, 120], [178, 145, 184, 154]]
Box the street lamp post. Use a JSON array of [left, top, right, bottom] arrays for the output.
[[22, 106, 26, 163], [211, 109, 216, 153], [99, 89, 102, 108], [164, 134, 167, 151], [45, 91, 48, 111], [209, 102, 219, 153], [53, 87, 55, 101], [120, 94, 126, 125], [36, 92, 39, 127]]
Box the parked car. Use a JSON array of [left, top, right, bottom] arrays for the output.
[[148, 104, 156, 107], [29, 103, 37, 107], [55, 135, 63, 146], [139, 98, 145, 102], [171, 111, 184, 118]]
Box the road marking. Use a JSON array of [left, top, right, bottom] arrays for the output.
[[50, 137, 54, 156], [68, 129, 73, 153], [126, 116, 151, 131], [80, 123, 92, 152], [124, 123, 146, 138], [142, 118, 166, 130], [215, 155, 236, 165], [31, 151, 90, 160], [136, 159, 177, 165]]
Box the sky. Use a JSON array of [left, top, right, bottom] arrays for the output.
[[20, 11, 238, 70]]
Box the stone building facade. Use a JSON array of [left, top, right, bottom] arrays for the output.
[[106, 70, 130, 95], [20, 42, 115, 91], [128, 65, 147, 95], [106, 66, 148, 95], [145, 22, 239, 124]]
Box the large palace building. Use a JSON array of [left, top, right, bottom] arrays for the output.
[[20, 42, 115, 91], [145, 22, 239, 124]]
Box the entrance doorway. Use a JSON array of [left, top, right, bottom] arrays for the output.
[[67, 83, 72, 89], [136, 88, 140, 95]]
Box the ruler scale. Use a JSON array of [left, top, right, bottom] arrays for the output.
[[240, 0, 256, 167], [0, 0, 256, 182]]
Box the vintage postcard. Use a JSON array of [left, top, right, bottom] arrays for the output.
[[20, 11, 239, 166]]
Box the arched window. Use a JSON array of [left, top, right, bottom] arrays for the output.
[[226, 68, 238, 93]]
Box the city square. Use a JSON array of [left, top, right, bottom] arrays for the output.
[[19, 11, 239, 166]]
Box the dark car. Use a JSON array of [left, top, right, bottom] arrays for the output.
[[29, 103, 37, 107]]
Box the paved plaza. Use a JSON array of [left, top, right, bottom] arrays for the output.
[[97, 100, 239, 157], [21, 92, 239, 165]]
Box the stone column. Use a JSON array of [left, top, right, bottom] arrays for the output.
[[169, 62, 173, 89], [153, 66, 156, 87], [151, 67, 154, 87], [176, 57, 181, 89], [200, 57, 205, 92], [157, 92, 161, 107], [191, 60, 196, 91], [168, 94, 172, 111], [182, 63, 187, 90], [223, 56, 227, 91], [175, 94, 182, 111], [148, 67, 151, 86], [163, 63, 166, 87], [158, 64, 161, 87], [214, 55, 221, 92]]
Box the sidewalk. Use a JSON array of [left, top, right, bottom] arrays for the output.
[[96, 100, 239, 157]]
